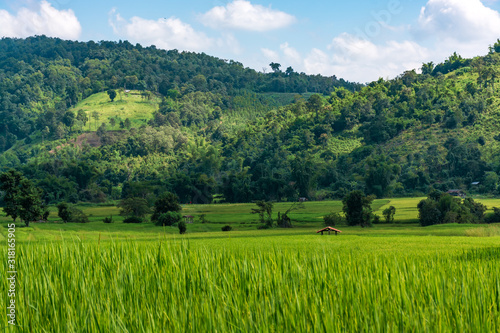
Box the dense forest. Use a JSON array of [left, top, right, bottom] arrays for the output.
[[2, 36, 500, 205]]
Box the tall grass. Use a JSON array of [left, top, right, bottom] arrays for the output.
[[465, 225, 500, 237], [1, 239, 499, 332]]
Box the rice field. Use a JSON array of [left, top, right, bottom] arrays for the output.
[[1, 231, 500, 332], [1, 199, 500, 331]]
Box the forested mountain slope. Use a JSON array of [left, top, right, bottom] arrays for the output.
[[2, 36, 500, 204]]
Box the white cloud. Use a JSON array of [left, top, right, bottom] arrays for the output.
[[199, 0, 296, 32], [260, 36, 429, 82], [216, 32, 242, 55], [261, 48, 279, 60], [109, 9, 213, 52], [0, 0, 81, 39], [327, 34, 430, 82], [416, 0, 500, 57], [280, 42, 302, 65]]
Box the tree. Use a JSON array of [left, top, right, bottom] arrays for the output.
[[107, 89, 117, 102], [151, 192, 182, 224], [178, 220, 187, 234], [118, 197, 151, 219], [125, 75, 139, 90], [155, 211, 182, 226], [91, 111, 100, 130], [124, 118, 131, 129], [252, 201, 274, 228], [269, 62, 281, 73], [421, 62, 434, 75], [382, 206, 396, 223], [277, 202, 304, 228], [342, 191, 375, 227], [57, 202, 72, 223], [57, 202, 89, 223], [62, 111, 75, 132], [0, 170, 46, 227], [76, 110, 88, 129], [307, 94, 324, 120]]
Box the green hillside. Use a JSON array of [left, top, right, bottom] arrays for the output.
[[70, 90, 161, 130], [2, 37, 500, 206]]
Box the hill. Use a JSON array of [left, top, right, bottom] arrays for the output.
[[2, 37, 500, 205]]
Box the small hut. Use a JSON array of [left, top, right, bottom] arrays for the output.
[[317, 226, 342, 236], [183, 215, 194, 224]]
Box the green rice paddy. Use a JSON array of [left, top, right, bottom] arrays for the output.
[[1, 198, 500, 331]]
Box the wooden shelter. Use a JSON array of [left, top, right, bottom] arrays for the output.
[[183, 215, 194, 224], [317, 226, 342, 236]]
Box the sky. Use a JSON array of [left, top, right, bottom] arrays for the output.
[[1, 0, 500, 83]]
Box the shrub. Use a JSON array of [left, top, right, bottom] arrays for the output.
[[323, 212, 343, 226], [198, 214, 209, 224], [71, 208, 89, 223], [151, 192, 182, 224], [382, 206, 396, 223], [123, 216, 144, 224], [485, 207, 500, 224], [57, 203, 89, 223], [155, 211, 182, 226], [103, 216, 113, 224], [221, 225, 232, 232], [178, 221, 187, 234]]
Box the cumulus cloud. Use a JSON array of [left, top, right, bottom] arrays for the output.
[[416, 0, 500, 57], [261, 35, 429, 82], [199, 0, 296, 32], [261, 48, 279, 61], [109, 9, 213, 52], [0, 0, 81, 39], [326, 34, 430, 82]]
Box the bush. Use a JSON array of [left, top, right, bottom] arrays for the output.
[[178, 220, 187, 234], [57, 203, 89, 223], [323, 212, 343, 226], [382, 206, 396, 223], [198, 214, 209, 224], [485, 207, 500, 224], [103, 216, 113, 224], [155, 211, 182, 226], [71, 208, 89, 223], [123, 216, 144, 224], [221, 225, 232, 232]]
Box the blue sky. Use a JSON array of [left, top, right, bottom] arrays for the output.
[[2, 0, 500, 82]]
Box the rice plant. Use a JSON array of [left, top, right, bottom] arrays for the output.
[[1, 237, 499, 332]]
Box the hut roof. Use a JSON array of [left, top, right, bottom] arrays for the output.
[[316, 227, 342, 233]]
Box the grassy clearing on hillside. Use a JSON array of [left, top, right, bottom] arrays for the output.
[[70, 90, 160, 130]]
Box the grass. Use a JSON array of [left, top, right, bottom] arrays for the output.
[[70, 90, 160, 130], [1, 232, 499, 331], [1, 198, 500, 331]]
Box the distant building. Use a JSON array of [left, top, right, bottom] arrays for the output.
[[447, 189, 466, 198]]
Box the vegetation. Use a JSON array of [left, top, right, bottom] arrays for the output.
[[1, 229, 499, 331], [342, 191, 375, 227], [418, 191, 486, 226], [57, 202, 88, 223], [0, 170, 47, 226], [3, 37, 500, 207]]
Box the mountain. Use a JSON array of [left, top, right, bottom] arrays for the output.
[[1, 36, 500, 204]]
